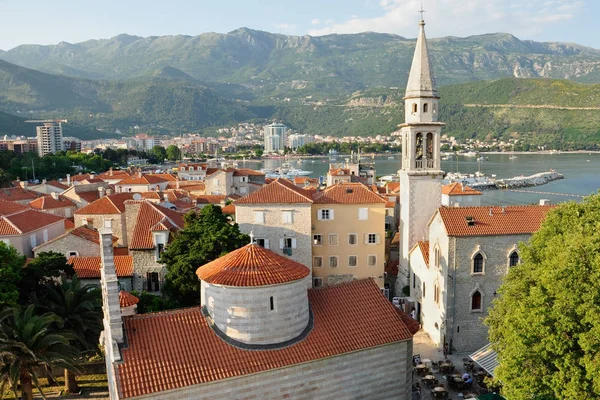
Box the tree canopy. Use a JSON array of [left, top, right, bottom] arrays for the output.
[[0, 242, 26, 307], [166, 145, 181, 161], [19, 251, 74, 304], [161, 205, 249, 305], [486, 194, 600, 399]]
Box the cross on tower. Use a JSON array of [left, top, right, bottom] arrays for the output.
[[249, 230, 255, 244], [418, 4, 426, 20]]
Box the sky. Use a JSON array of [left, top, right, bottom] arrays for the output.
[[0, 0, 598, 50]]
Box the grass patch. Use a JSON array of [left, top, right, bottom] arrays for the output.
[[1, 374, 108, 398]]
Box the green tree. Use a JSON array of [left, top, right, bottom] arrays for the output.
[[0, 305, 80, 400], [161, 205, 249, 305], [486, 194, 600, 399], [151, 145, 167, 162], [0, 242, 26, 308], [19, 252, 75, 304], [41, 276, 103, 394], [166, 145, 181, 162]]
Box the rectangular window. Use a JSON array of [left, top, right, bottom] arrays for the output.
[[313, 234, 322, 246], [254, 211, 265, 224], [385, 222, 391, 231], [269, 296, 274, 311], [348, 233, 357, 245], [366, 233, 379, 244], [313, 256, 323, 268], [255, 238, 269, 249], [147, 272, 160, 292], [368, 255, 377, 267], [318, 209, 334, 220], [358, 207, 368, 220], [328, 233, 339, 246], [282, 211, 293, 224], [29, 234, 37, 248], [329, 256, 338, 268], [156, 243, 165, 261], [68, 251, 78, 258], [313, 277, 323, 288], [348, 255, 357, 267]]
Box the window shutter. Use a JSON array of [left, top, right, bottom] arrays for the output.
[[147, 272, 152, 292], [264, 239, 270, 249], [376, 234, 381, 244], [329, 209, 334, 220], [317, 210, 323, 220], [279, 238, 284, 249], [364, 234, 369, 244], [291, 238, 297, 248]]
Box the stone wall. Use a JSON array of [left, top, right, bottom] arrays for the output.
[[201, 277, 310, 345], [74, 214, 128, 246], [129, 340, 412, 400], [130, 249, 165, 292], [34, 234, 100, 258]]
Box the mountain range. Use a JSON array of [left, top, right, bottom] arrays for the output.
[[1, 28, 600, 148]]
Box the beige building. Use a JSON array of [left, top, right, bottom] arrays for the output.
[[235, 178, 314, 273], [441, 183, 483, 207], [28, 192, 77, 218], [74, 193, 135, 246], [0, 207, 66, 257], [312, 182, 386, 289], [205, 168, 265, 196]]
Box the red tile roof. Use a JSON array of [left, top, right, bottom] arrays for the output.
[[438, 205, 554, 237], [386, 181, 400, 194], [68, 255, 133, 278], [441, 182, 483, 196], [97, 170, 131, 179], [328, 167, 350, 176], [152, 173, 178, 182], [196, 244, 309, 287], [113, 247, 129, 256], [395, 307, 421, 335], [119, 291, 139, 308], [193, 195, 226, 205], [313, 182, 387, 204], [221, 204, 235, 215], [64, 218, 75, 230], [0, 210, 64, 235], [293, 176, 318, 185], [28, 195, 75, 210], [236, 178, 313, 204], [77, 191, 101, 204], [0, 187, 40, 202], [0, 199, 30, 215], [117, 175, 167, 185], [117, 279, 414, 398], [45, 180, 69, 190], [75, 193, 135, 215], [417, 241, 429, 265], [233, 168, 265, 177], [129, 202, 184, 250]]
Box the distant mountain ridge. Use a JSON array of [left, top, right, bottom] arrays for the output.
[[2, 28, 600, 98]]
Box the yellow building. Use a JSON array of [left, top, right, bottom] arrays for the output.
[[311, 183, 386, 289]]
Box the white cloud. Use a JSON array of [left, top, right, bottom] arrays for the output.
[[308, 0, 585, 39], [311, 18, 320, 25]]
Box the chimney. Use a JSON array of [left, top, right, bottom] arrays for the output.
[[163, 193, 169, 202], [539, 199, 551, 206], [489, 208, 493, 216], [86, 218, 94, 228], [109, 167, 113, 177], [116, 186, 122, 193], [501, 206, 506, 214], [98, 186, 106, 198], [99, 218, 124, 358], [20, 180, 27, 188], [176, 178, 180, 189], [90, 174, 95, 179], [66, 174, 71, 185], [138, 169, 142, 179], [50, 192, 59, 200], [461, 182, 465, 192], [106, 188, 113, 195], [42, 179, 47, 184]]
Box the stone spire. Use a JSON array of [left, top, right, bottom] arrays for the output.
[[405, 19, 438, 99]]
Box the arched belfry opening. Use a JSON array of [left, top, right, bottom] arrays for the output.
[[426, 133, 434, 167], [415, 133, 423, 161]]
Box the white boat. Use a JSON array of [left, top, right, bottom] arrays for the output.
[[477, 156, 487, 161], [287, 167, 313, 176], [387, 156, 395, 160], [509, 156, 518, 160], [463, 151, 478, 157]]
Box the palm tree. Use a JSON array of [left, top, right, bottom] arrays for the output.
[[0, 169, 10, 188], [41, 276, 103, 394], [0, 305, 80, 400]]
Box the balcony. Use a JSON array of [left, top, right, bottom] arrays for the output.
[[415, 160, 423, 169], [283, 248, 293, 256]]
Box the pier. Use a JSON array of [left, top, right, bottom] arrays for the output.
[[503, 189, 584, 198]]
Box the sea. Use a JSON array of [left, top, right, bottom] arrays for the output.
[[248, 153, 600, 206]]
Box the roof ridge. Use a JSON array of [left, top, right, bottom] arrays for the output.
[[0, 215, 22, 234], [275, 178, 313, 202]]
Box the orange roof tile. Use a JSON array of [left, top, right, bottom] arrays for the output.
[[441, 182, 483, 196], [113, 247, 129, 256], [152, 173, 178, 181], [313, 182, 387, 204], [45, 180, 69, 190], [64, 218, 75, 230], [129, 202, 184, 249], [417, 241, 429, 265], [0, 187, 40, 202], [97, 170, 131, 179], [71, 174, 91, 182], [386, 181, 400, 194], [0, 210, 64, 235], [119, 291, 139, 308], [75, 193, 135, 215], [293, 176, 318, 185], [233, 168, 265, 177], [196, 244, 309, 286], [28, 195, 75, 210], [395, 307, 421, 335], [117, 175, 168, 185], [117, 279, 414, 398], [438, 205, 554, 237], [0, 199, 30, 215], [77, 191, 101, 203], [236, 178, 313, 204], [68, 255, 133, 278], [193, 195, 226, 205], [328, 167, 350, 176], [221, 204, 235, 215]]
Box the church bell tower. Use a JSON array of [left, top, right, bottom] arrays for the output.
[[398, 16, 444, 282]]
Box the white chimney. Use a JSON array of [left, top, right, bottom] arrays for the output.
[[109, 167, 114, 177], [489, 208, 493, 216], [163, 193, 169, 202], [106, 188, 113, 195], [50, 192, 59, 200], [98, 186, 106, 198], [540, 199, 551, 206], [90, 174, 95, 179], [66, 174, 71, 185]]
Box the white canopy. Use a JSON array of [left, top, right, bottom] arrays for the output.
[[469, 343, 499, 376]]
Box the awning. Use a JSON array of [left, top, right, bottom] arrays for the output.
[[469, 342, 499, 376]]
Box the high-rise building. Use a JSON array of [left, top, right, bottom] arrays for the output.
[[36, 122, 64, 156], [288, 134, 314, 150], [263, 123, 287, 152], [63, 137, 82, 152]]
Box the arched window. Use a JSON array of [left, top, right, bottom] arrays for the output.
[[412, 103, 418, 113], [415, 133, 423, 160], [433, 245, 440, 268], [423, 103, 429, 113], [426, 132, 433, 160], [473, 253, 484, 274], [509, 251, 520, 267], [471, 291, 482, 311]]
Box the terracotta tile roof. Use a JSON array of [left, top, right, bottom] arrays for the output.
[[97, 170, 131, 179], [386, 182, 400, 194], [75, 193, 135, 215], [417, 241, 429, 265], [438, 205, 554, 237], [0, 187, 40, 202], [77, 191, 101, 203], [236, 178, 313, 204], [169, 199, 195, 211], [167, 182, 205, 191], [36, 226, 106, 248], [0, 199, 30, 216], [119, 291, 139, 308], [28, 195, 75, 210], [390, 231, 400, 247], [293, 176, 318, 185], [117, 278, 414, 398], [129, 202, 184, 250], [64, 218, 75, 230], [221, 204, 235, 215], [395, 307, 421, 335], [313, 183, 387, 204], [193, 195, 226, 205], [328, 167, 350, 176], [441, 182, 483, 196], [0, 210, 64, 235], [385, 201, 396, 208], [113, 247, 129, 256], [152, 173, 178, 182], [231, 168, 265, 177], [82, 178, 105, 184], [139, 192, 162, 200], [117, 175, 167, 185], [45, 180, 69, 190], [71, 174, 91, 182], [196, 244, 310, 286], [68, 256, 133, 278]]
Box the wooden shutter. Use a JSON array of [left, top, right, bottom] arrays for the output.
[[317, 210, 323, 220], [329, 209, 334, 220], [376, 234, 381, 244], [279, 238, 285, 249], [364, 234, 369, 244], [264, 239, 270, 249], [291, 238, 297, 248]]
